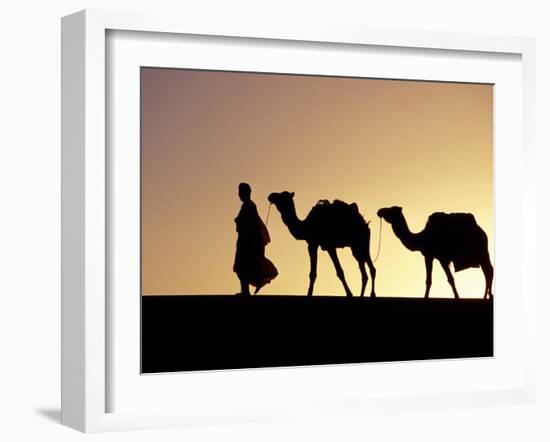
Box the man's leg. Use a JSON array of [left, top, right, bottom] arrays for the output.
[[238, 275, 250, 296]]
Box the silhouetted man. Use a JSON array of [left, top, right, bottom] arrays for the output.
[[233, 183, 278, 295]]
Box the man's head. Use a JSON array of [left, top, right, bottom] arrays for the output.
[[238, 182, 252, 202]]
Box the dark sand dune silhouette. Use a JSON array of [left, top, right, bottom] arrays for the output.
[[377, 206, 493, 299], [142, 295, 493, 373], [268, 191, 376, 297]]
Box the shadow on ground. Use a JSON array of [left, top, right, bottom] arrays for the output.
[[35, 408, 61, 423]]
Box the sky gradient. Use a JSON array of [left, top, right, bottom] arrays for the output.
[[141, 68, 493, 298]]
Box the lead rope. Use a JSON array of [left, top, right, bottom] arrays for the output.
[[372, 216, 383, 263], [264, 203, 272, 227]]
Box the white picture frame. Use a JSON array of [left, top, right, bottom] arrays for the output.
[[61, 9, 537, 433]]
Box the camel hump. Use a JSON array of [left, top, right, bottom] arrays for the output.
[[425, 212, 485, 272], [309, 199, 367, 225], [425, 212, 481, 240], [426, 212, 478, 229], [314, 199, 356, 209], [330, 199, 360, 212]]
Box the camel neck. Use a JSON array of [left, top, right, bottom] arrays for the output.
[[391, 213, 423, 252], [279, 203, 306, 240]]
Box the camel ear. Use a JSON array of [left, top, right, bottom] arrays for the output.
[[290, 192, 295, 198], [396, 206, 403, 212]]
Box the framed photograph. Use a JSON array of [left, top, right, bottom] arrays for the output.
[[61, 9, 537, 433]]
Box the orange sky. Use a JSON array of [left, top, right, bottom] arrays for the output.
[[141, 68, 493, 298]]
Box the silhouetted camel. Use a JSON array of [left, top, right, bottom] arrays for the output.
[[377, 206, 493, 299], [268, 192, 376, 297]]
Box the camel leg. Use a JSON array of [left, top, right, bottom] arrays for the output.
[[307, 243, 318, 296], [440, 261, 460, 299], [365, 255, 376, 298], [358, 261, 367, 297], [424, 256, 433, 299], [481, 258, 494, 299], [327, 248, 353, 297]]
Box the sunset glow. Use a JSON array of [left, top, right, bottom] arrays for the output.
[[141, 68, 493, 298]]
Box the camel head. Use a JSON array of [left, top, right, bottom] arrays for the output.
[[268, 191, 305, 239], [268, 191, 295, 211], [377, 206, 403, 224]]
